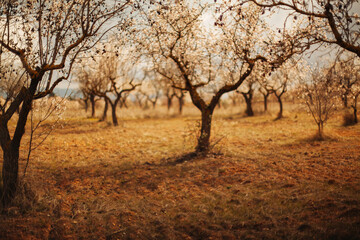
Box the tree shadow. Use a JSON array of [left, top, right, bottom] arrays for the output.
[[164, 151, 204, 166]]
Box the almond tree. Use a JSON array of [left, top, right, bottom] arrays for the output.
[[258, 80, 273, 112], [239, 79, 257, 116], [140, 75, 162, 109], [153, 62, 187, 114], [330, 55, 360, 123], [299, 66, 339, 139], [74, 65, 103, 118], [0, 0, 130, 207], [244, 0, 360, 57], [92, 49, 142, 126], [266, 61, 299, 119], [138, 1, 309, 154]]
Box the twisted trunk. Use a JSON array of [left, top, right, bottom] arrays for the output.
[[110, 101, 118, 126], [242, 93, 254, 116], [1, 76, 40, 207], [196, 108, 213, 154]]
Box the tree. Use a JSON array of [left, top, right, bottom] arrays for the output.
[[245, 0, 360, 57], [138, 1, 307, 154], [258, 80, 273, 112], [0, 0, 130, 207], [299, 66, 339, 139], [140, 75, 162, 109], [74, 65, 103, 118], [92, 48, 142, 126], [266, 61, 299, 119], [330, 55, 360, 124], [239, 79, 257, 116]]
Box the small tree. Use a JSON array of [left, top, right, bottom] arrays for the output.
[[74, 65, 103, 118], [93, 49, 142, 126], [300, 67, 338, 139], [239, 78, 257, 116], [267, 61, 299, 119]]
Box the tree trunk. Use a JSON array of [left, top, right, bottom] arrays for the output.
[[178, 95, 184, 115], [167, 96, 173, 110], [263, 94, 268, 112], [100, 98, 108, 122], [353, 94, 358, 124], [343, 94, 348, 108], [196, 109, 213, 154], [1, 77, 40, 207], [90, 94, 96, 118], [354, 107, 358, 124], [277, 95, 283, 119], [110, 103, 118, 126], [2, 147, 19, 207], [84, 98, 89, 113], [317, 121, 324, 140], [242, 94, 254, 116]]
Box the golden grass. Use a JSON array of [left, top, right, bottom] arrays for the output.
[[0, 101, 359, 239]]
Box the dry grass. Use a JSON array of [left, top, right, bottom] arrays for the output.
[[0, 101, 359, 239]]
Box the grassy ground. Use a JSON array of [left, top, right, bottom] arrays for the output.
[[0, 102, 360, 239]]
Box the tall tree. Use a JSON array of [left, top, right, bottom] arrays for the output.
[[138, 0, 309, 154], [0, 0, 130, 207]]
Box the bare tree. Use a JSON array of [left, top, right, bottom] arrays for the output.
[[0, 0, 130, 207], [138, 1, 308, 154], [330, 55, 360, 124], [268, 62, 298, 119], [140, 75, 162, 109], [96, 53, 141, 125], [239, 79, 257, 116], [74, 66, 103, 118], [300, 67, 339, 139]]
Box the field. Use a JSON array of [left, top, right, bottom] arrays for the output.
[[0, 101, 360, 239]]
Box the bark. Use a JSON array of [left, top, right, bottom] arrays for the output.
[[89, 94, 96, 118], [342, 94, 348, 108], [242, 92, 254, 116], [354, 107, 358, 124], [84, 98, 89, 113], [262, 92, 270, 112], [177, 93, 185, 115], [1, 77, 40, 207], [2, 148, 19, 207], [352, 94, 358, 124], [179, 97, 184, 114], [276, 95, 283, 119], [317, 121, 324, 140], [110, 102, 118, 126], [167, 97, 173, 110], [100, 98, 108, 122], [196, 108, 213, 154], [264, 95, 268, 112]]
